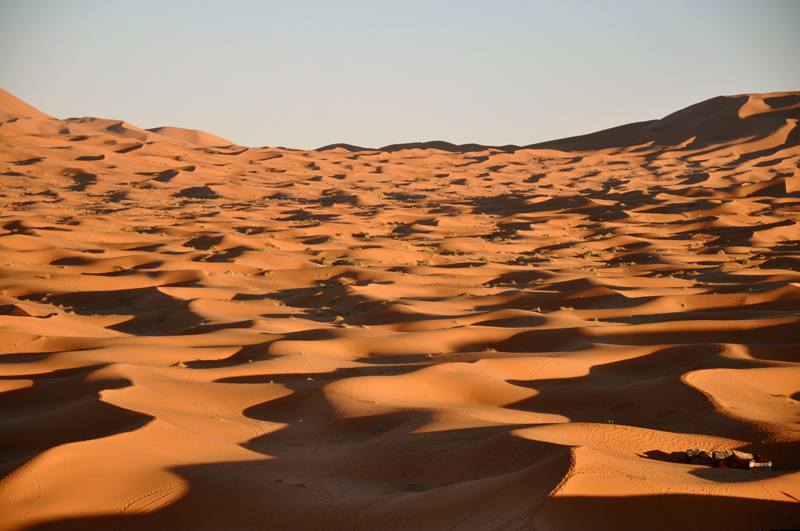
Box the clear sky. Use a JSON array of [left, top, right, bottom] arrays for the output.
[[1, 0, 798, 149]]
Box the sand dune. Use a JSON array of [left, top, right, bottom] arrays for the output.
[[1, 90, 799, 530], [145, 127, 236, 149]]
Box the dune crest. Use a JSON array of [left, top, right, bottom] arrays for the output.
[[527, 92, 800, 154], [1, 89, 799, 530], [147, 126, 236, 148], [0, 88, 53, 120]]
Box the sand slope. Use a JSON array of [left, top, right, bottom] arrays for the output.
[[1, 91, 799, 530]]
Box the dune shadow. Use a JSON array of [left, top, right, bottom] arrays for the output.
[[689, 467, 795, 483], [638, 450, 686, 463], [0, 365, 150, 472], [23, 418, 570, 531], [214, 363, 419, 385], [533, 493, 800, 530], [23, 459, 800, 530], [16, 285, 209, 335], [504, 344, 770, 443]]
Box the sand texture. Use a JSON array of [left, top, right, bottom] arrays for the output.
[[1, 88, 799, 529]]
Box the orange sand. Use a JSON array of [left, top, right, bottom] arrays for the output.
[[0, 87, 799, 529]]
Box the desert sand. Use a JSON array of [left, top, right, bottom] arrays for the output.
[[0, 87, 799, 530]]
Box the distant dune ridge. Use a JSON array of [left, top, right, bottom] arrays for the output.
[[0, 88, 799, 530], [0, 88, 53, 120], [318, 92, 800, 155], [528, 92, 800, 153], [145, 126, 235, 148]]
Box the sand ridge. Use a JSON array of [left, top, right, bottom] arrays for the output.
[[0, 90, 799, 529]]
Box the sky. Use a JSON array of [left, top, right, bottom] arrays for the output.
[[1, 0, 798, 150]]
